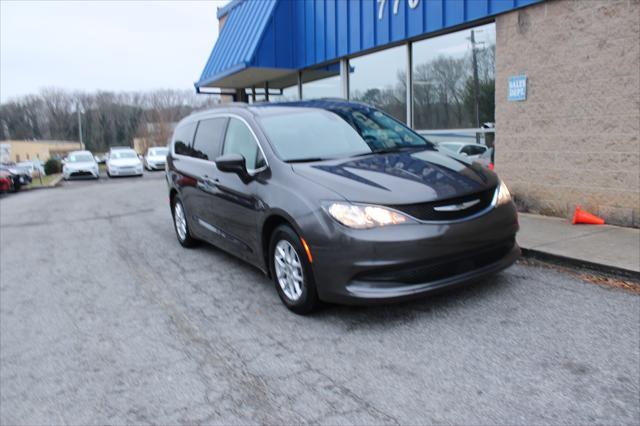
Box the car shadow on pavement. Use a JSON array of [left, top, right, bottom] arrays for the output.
[[314, 275, 511, 327], [195, 240, 512, 325]]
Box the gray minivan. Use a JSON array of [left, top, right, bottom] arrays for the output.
[[165, 100, 519, 314]]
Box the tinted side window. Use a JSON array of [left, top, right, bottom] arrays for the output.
[[192, 118, 228, 161], [222, 118, 266, 170], [173, 122, 197, 156]]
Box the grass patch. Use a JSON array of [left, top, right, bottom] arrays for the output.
[[27, 173, 62, 188]]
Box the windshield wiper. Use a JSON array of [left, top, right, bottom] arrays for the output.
[[351, 146, 426, 157], [285, 157, 328, 163]]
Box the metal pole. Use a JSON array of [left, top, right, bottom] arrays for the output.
[[406, 42, 413, 128], [471, 30, 481, 144], [297, 71, 303, 100], [77, 102, 84, 150], [340, 58, 350, 100]]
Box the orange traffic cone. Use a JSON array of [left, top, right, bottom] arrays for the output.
[[572, 206, 605, 225]]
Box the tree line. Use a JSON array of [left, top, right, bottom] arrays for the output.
[[0, 89, 220, 152]]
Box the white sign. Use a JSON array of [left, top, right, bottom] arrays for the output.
[[378, 0, 420, 20], [508, 75, 527, 101]]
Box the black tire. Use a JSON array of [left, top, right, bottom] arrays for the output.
[[269, 225, 319, 315], [172, 197, 198, 248]]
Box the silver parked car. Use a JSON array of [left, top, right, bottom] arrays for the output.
[[16, 160, 46, 177], [106, 148, 143, 177], [63, 151, 100, 180], [143, 147, 168, 171]]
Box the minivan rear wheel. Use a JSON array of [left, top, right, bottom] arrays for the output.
[[269, 225, 319, 314], [173, 198, 198, 248]]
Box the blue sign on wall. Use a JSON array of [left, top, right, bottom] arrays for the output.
[[508, 75, 527, 101]]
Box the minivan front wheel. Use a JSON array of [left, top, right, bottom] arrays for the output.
[[270, 225, 318, 314], [173, 198, 197, 248]]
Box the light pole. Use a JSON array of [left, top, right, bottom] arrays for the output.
[[76, 101, 84, 150], [469, 30, 485, 144]]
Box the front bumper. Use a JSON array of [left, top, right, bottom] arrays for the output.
[[65, 169, 99, 179], [109, 167, 142, 176], [308, 202, 520, 305], [147, 161, 165, 170]]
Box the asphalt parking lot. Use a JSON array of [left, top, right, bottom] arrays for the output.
[[1, 172, 638, 425]]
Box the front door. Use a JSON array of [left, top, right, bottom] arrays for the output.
[[210, 117, 267, 264], [187, 117, 229, 246]]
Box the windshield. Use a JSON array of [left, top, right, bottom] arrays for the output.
[[68, 154, 94, 162], [111, 151, 137, 159], [258, 107, 432, 162], [149, 148, 168, 156]]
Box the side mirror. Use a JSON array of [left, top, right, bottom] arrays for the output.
[[215, 153, 248, 177]]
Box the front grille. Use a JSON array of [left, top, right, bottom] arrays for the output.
[[390, 186, 496, 221], [355, 238, 515, 285], [71, 171, 93, 176]]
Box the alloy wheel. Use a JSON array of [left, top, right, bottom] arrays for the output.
[[174, 202, 187, 241], [274, 240, 304, 301]]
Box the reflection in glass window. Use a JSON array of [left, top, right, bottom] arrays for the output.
[[192, 118, 227, 161], [223, 118, 266, 171], [412, 23, 496, 130], [173, 122, 197, 156], [349, 46, 406, 123], [302, 63, 341, 100]]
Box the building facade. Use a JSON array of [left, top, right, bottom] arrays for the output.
[[0, 140, 83, 163], [197, 0, 639, 227]]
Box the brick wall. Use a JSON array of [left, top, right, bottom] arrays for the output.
[[495, 0, 639, 227]]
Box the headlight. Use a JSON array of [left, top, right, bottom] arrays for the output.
[[496, 181, 511, 205], [325, 202, 412, 229]]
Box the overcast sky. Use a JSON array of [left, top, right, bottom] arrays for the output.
[[0, 0, 228, 103]]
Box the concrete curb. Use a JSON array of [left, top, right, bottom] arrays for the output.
[[521, 248, 640, 282]]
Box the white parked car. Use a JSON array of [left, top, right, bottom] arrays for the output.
[[143, 147, 168, 171], [107, 148, 142, 177], [437, 142, 488, 159], [63, 151, 100, 180], [106, 149, 143, 177]]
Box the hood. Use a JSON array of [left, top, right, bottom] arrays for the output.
[[147, 155, 167, 162], [65, 161, 96, 169], [109, 158, 141, 167], [292, 149, 498, 205]]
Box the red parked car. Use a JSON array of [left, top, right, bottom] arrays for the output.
[[0, 170, 12, 193]]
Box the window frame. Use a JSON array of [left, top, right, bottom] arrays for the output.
[[172, 113, 269, 175]]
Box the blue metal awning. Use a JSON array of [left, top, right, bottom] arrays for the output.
[[196, 0, 542, 91], [196, 0, 297, 90]]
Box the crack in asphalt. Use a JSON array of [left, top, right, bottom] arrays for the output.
[[0, 208, 157, 229]]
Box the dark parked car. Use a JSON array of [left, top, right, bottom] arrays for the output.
[[0, 164, 32, 192], [166, 100, 519, 314]]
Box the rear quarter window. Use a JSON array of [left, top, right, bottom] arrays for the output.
[[173, 122, 197, 156], [192, 117, 228, 161]]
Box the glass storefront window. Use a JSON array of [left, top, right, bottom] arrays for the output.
[[302, 63, 341, 100], [280, 85, 300, 101], [412, 23, 496, 130], [349, 45, 407, 123]]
